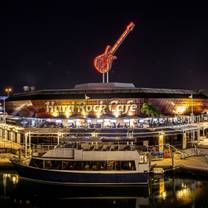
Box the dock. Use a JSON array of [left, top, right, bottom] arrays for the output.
[[151, 152, 208, 177]]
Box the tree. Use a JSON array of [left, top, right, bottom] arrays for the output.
[[140, 102, 160, 117]]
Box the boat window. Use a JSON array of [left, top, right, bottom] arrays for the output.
[[30, 159, 136, 171], [29, 159, 43, 168], [61, 160, 136, 171]]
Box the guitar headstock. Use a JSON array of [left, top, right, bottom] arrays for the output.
[[127, 22, 135, 31]]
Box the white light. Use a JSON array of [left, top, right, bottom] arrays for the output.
[[139, 119, 144, 123], [104, 119, 110, 121], [124, 119, 130, 123], [110, 119, 116, 123], [97, 119, 103, 123], [68, 119, 74, 123], [55, 119, 62, 123], [87, 119, 92, 123]]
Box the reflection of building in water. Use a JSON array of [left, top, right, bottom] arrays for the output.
[[2, 173, 19, 197], [149, 175, 205, 207], [3, 173, 19, 185]]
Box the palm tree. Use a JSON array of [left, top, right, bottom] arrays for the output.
[[140, 102, 160, 117]]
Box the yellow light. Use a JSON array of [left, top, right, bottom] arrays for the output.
[[96, 112, 102, 118], [52, 112, 59, 117], [12, 175, 19, 184], [65, 111, 71, 118], [114, 111, 120, 118], [176, 187, 192, 203], [91, 132, 97, 137], [173, 106, 187, 115], [5, 87, 13, 94], [159, 133, 164, 152], [159, 178, 166, 200], [82, 111, 87, 118], [128, 111, 134, 116]]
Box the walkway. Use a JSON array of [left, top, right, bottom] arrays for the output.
[[151, 153, 208, 172], [0, 140, 22, 150]]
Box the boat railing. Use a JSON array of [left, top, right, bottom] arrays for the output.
[[78, 143, 136, 151], [31, 144, 57, 156]]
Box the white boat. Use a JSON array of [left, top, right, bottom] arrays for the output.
[[12, 141, 149, 186]]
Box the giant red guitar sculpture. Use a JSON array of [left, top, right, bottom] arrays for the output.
[[94, 22, 135, 74]]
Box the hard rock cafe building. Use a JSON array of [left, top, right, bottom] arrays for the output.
[[1, 82, 208, 156]]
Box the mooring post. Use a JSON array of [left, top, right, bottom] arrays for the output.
[[24, 133, 28, 158], [148, 150, 152, 171], [172, 149, 175, 169]]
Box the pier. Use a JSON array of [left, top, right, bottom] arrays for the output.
[[151, 142, 208, 177]]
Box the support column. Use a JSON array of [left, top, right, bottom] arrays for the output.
[[10, 132, 14, 142], [182, 131, 187, 149], [28, 132, 31, 156], [202, 128, 205, 137], [57, 134, 60, 145], [191, 130, 195, 147], [158, 133, 164, 152], [5, 130, 8, 141], [25, 133, 28, 157], [197, 129, 200, 143], [17, 133, 21, 144], [172, 150, 175, 169], [0, 129, 2, 138]]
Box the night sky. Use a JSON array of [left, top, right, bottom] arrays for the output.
[[1, 2, 208, 93]]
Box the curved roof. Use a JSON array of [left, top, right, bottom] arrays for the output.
[[7, 83, 208, 101]]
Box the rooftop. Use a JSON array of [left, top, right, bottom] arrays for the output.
[[7, 82, 208, 101]]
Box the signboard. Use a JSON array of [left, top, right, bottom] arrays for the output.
[[5, 97, 208, 118]]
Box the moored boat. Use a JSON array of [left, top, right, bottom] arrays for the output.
[[12, 141, 149, 186]]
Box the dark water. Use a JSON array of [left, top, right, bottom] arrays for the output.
[[0, 170, 208, 208]]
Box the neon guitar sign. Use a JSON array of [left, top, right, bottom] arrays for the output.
[[94, 22, 135, 74]]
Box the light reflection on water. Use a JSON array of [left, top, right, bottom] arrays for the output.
[[1, 170, 208, 207]]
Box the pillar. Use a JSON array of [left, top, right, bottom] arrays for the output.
[[182, 131, 187, 149], [57, 135, 60, 145], [158, 134, 164, 152], [10, 132, 15, 142], [202, 128, 205, 137], [172, 151, 175, 169], [24, 133, 28, 157], [17, 133, 21, 144], [197, 129, 200, 143], [5, 130, 8, 141], [0, 129, 2, 138], [28, 132, 31, 156]]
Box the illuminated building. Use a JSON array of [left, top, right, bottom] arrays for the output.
[[1, 82, 208, 151], [5, 83, 208, 118]]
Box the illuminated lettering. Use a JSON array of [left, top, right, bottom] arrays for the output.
[[85, 105, 93, 113], [45, 99, 138, 117], [109, 100, 118, 112]]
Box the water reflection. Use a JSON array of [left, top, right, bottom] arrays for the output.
[[1, 170, 208, 207], [149, 176, 208, 207]]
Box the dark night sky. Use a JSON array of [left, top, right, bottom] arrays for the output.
[[0, 1, 208, 93]]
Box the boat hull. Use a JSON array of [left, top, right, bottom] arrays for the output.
[[12, 162, 149, 186]]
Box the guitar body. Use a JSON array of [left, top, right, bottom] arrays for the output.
[[94, 46, 116, 74]]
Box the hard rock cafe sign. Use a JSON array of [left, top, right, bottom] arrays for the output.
[[45, 100, 138, 117]]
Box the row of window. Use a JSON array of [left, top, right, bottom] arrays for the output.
[[30, 159, 136, 171]]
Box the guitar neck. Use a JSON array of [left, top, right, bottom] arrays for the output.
[[110, 23, 135, 55]]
